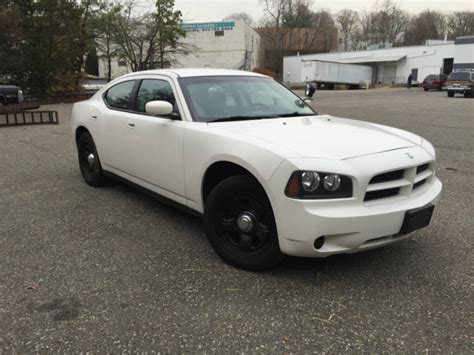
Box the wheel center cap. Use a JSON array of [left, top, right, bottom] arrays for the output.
[[237, 212, 256, 233], [87, 153, 95, 167]]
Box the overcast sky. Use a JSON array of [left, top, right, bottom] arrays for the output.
[[173, 0, 474, 23]]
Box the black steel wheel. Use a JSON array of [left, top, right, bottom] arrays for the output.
[[77, 132, 106, 187], [220, 196, 271, 252], [204, 175, 284, 270]]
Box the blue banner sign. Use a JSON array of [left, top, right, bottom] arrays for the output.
[[180, 22, 235, 32]]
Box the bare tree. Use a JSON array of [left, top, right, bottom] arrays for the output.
[[222, 12, 254, 26], [259, 0, 336, 73], [447, 11, 474, 38], [260, 0, 287, 65], [110, 0, 186, 71], [336, 9, 360, 51], [311, 10, 338, 52], [404, 10, 447, 46], [371, 0, 409, 46], [357, 10, 374, 49], [281, 0, 313, 28], [90, 4, 121, 80]]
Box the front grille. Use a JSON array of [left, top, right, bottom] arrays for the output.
[[365, 187, 400, 201], [369, 169, 404, 184], [416, 163, 429, 174], [413, 179, 427, 189], [364, 162, 434, 202]]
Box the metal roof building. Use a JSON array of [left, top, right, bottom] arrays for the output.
[[283, 36, 474, 85]]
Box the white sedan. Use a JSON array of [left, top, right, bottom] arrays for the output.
[[71, 69, 442, 270]]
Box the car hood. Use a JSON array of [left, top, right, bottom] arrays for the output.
[[210, 115, 422, 160]]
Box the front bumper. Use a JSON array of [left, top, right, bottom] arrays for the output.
[[447, 86, 471, 93], [268, 147, 442, 257]]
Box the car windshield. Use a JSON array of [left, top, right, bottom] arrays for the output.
[[448, 72, 471, 81], [178, 76, 316, 122]]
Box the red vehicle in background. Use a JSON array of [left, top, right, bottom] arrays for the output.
[[422, 74, 447, 91]]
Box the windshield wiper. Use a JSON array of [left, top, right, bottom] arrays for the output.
[[207, 112, 315, 123], [207, 115, 278, 123], [275, 112, 316, 118]]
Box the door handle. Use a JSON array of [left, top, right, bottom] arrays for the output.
[[91, 115, 97, 120], [127, 123, 135, 129]]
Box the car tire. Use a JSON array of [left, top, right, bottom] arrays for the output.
[[424, 88, 428, 92], [204, 175, 284, 271], [447, 91, 454, 97], [77, 132, 106, 187]]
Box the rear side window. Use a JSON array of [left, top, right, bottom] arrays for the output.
[[448, 72, 470, 81], [105, 81, 135, 110], [135, 79, 176, 113]]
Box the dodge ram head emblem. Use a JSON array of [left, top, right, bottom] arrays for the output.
[[405, 152, 414, 159]]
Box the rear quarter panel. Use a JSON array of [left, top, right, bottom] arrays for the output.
[[71, 100, 102, 150]]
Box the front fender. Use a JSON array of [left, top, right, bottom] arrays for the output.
[[184, 128, 286, 213]]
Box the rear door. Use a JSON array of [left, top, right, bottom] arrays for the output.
[[98, 79, 138, 171]]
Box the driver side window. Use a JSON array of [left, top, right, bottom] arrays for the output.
[[135, 79, 176, 113]]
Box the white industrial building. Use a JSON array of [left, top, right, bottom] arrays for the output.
[[98, 20, 263, 79], [283, 36, 474, 86]]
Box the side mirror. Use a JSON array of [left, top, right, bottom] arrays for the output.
[[145, 100, 174, 117], [305, 83, 317, 99]]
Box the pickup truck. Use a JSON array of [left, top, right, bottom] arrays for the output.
[[0, 85, 24, 107]]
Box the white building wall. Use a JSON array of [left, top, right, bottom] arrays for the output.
[[394, 45, 456, 82], [453, 37, 474, 70], [98, 20, 263, 79], [283, 43, 467, 85], [176, 21, 262, 70], [98, 59, 130, 79]]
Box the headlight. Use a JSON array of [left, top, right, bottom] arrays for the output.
[[301, 171, 320, 191], [323, 174, 341, 191], [285, 171, 352, 199]]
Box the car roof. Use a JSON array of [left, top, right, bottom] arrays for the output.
[[120, 68, 267, 79]]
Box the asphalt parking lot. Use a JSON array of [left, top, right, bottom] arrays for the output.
[[1, 87, 473, 352]]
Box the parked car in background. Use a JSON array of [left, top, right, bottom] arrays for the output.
[[81, 78, 108, 92], [446, 71, 474, 97], [0, 85, 24, 107], [71, 69, 442, 270], [422, 74, 447, 91]]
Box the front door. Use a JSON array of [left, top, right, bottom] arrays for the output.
[[123, 78, 186, 200]]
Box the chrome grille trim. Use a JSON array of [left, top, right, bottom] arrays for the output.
[[364, 162, 434, 202]]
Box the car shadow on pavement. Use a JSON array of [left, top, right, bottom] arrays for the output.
[[102, 177, 423, 279]]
